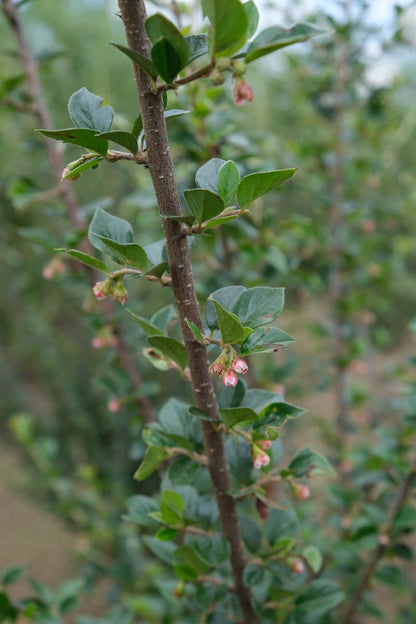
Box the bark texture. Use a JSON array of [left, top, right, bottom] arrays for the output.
[[117, 1, 257, 621]]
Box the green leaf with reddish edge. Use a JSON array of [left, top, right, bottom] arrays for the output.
[[151, 38, 182, 83], [160, 490, 184, 525], [213, 300, 246, 344], [288, 448, 335, 478], [96, 131, 138, 155], [109, 42, 158, 79], [185, 34, 209, 64], [219, 406, 258, 428], [246, 22, 325, 63], [185, 318, 205, 345], [184, 188, 224, 225], [244, 1, 260, 38], [237, 169, 296, 208], [68, 87, 114, 132], [56, 249, 108, 273], [240, 326, 295, 355], [232, 286, 285, 329], [202, 0, 248, 57], [147, 336, 187, 370], [125, 309, 163, 336], [146, 13, 190, 68], [61, 155, 103, 180], [36, 128, 109, 156], [97, 237, 148, 270], [218, 160, 240, 206], [134, 446, 169, 481]]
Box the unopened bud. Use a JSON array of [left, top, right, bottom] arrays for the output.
[[93, 280, 110, 301], [107, 398, 121, 413], [210, 69, 225, 85], [293, 483, 311, 500], [223, 371, 238, 387], [258, 439, 272, 451], [232, 60, 247, 76], [233, 358, 248, 375], [253, 446, 271, 469], [291, 559, 305, 574], [112, 280, 128, 305]]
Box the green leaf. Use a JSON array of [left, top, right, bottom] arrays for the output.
[[205, 285, 246, 329], [232, 286, 285, 329], [242, 388, 283, 412], [243, 1, 259, 38], [146, 13, 190, 68], [196, 158, 226, 194], [147, 336, 187, 370], [68, 87, 114, 133], [109, 42, 158, 79], [96, 131, 138, 155], [96, 237, 148, 270], [189, 534, 231, 567], [0, 591, 19, 619], [188, 406, 217, 422], [174, 545, 210, 575], [160, 490, 184, 525], [151, 38, 182, 83], [151, 304, 176, 332], [295, 579, 344, 614], [88, 207, 133, 252], [125, 309, 163, 336], [143, 536, 176, 565], [168, 457, 202, 484], [185, 34, 209, 64], [218, 160, 240, 206], [184, 188, 225, 225], [1, 565, 25, 586], [61, 155, 103, 180], [202, 0, 249, 57], [237, 169, 296, 208], [254, 401, 305, 427], [124, 495, 159, 529], [203, 214, 240, 229], [302, 546, 323, 573], [134, 446, 169, 481], [213, 300, 246, 344], [56, 249, 108, 273], [36, 128, 109, 156], [289, 448, 335, 478], [246, 22, 325, 63], [164, 108, 190, 121], [185, 318, 206, 345], [132, 113, 143, 138], [240, 326, 295, 355], [156, 527, 179, 541], [219, 406, 258, 428]]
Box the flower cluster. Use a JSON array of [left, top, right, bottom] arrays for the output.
[[93, 277, 128, 305], [209, 347, 249, 387], [233, 78, 254, 106], [252, 437, 272, 469]]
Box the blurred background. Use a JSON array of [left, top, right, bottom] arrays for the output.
[[0, 0, 415, 621]]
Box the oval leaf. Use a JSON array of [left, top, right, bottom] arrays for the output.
[[237, 169, 296, 208], [218, 160, 240, 206], [109, 42, 158, 79], [68, 87, 114, 133]]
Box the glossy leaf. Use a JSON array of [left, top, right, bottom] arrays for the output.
[[295, 579, 344, 614], [203, 214, 240, 229], [202, 0, 249, 57], [61, 155, 103, 179], [240, 326, 295, 355], [57, 249, 108, 273], [146, 13, 190, 68], [147, 336, 187, 370], [254, 401, 305, 428], [151, 38, 182, 83], [237, 169, 296, 208], [205, 285, 246, 329], [246, 22, 325, 63], [125, 309, 163, 336], [36, 128, 109, 156], [68, 87, 114, 133], [96, 237, 148, 270], [164, 108, 190, 121], [289, 448, 335, 478], [244, 1, 259, 38], [213, 300, 246, 344], [185, 318, 206, 345], [160, 490, 184, 525], [96, 131, 138, 155], [109, 42, 158, 79], [184, 188, 224, 225], [218, 160, 240, 206], [134, 446, 169, 481], [219, 406, 258, 428]]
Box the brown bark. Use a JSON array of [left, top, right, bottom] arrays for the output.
[[117, 1, 257, 621]]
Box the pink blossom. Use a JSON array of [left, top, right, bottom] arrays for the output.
[[91, 336, 104, 349], [222, 371, 238, 387], [253, 457, 263, 469], [259, 439, 272, 451], [233, 79, 254, 106], [292, 560, 305, 574], [42, 266, 54, 280], [295, 484, 311, 500], [253, 449, 270, 469], [232, 358, 248, 375], [93, 282, 107, 300], [108, 398, 121, 413]]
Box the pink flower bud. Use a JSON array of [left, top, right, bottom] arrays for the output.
[[295, 484, 311, 500], [259, 439, 272, 451], [42, 266, 54, 280], [108, 399, 121, 413], [379, 534, 389, 546], [93, 282, 107, 300], [91, 336, 104, 349], [341, 517, 352, 530], [233, 79, 254, 106], [292, 560, 305, 575], [222, 371, 238, 387], [232, 358, 248, 375], [259, 451, 270, 467], [253, 456, 263, 470]]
